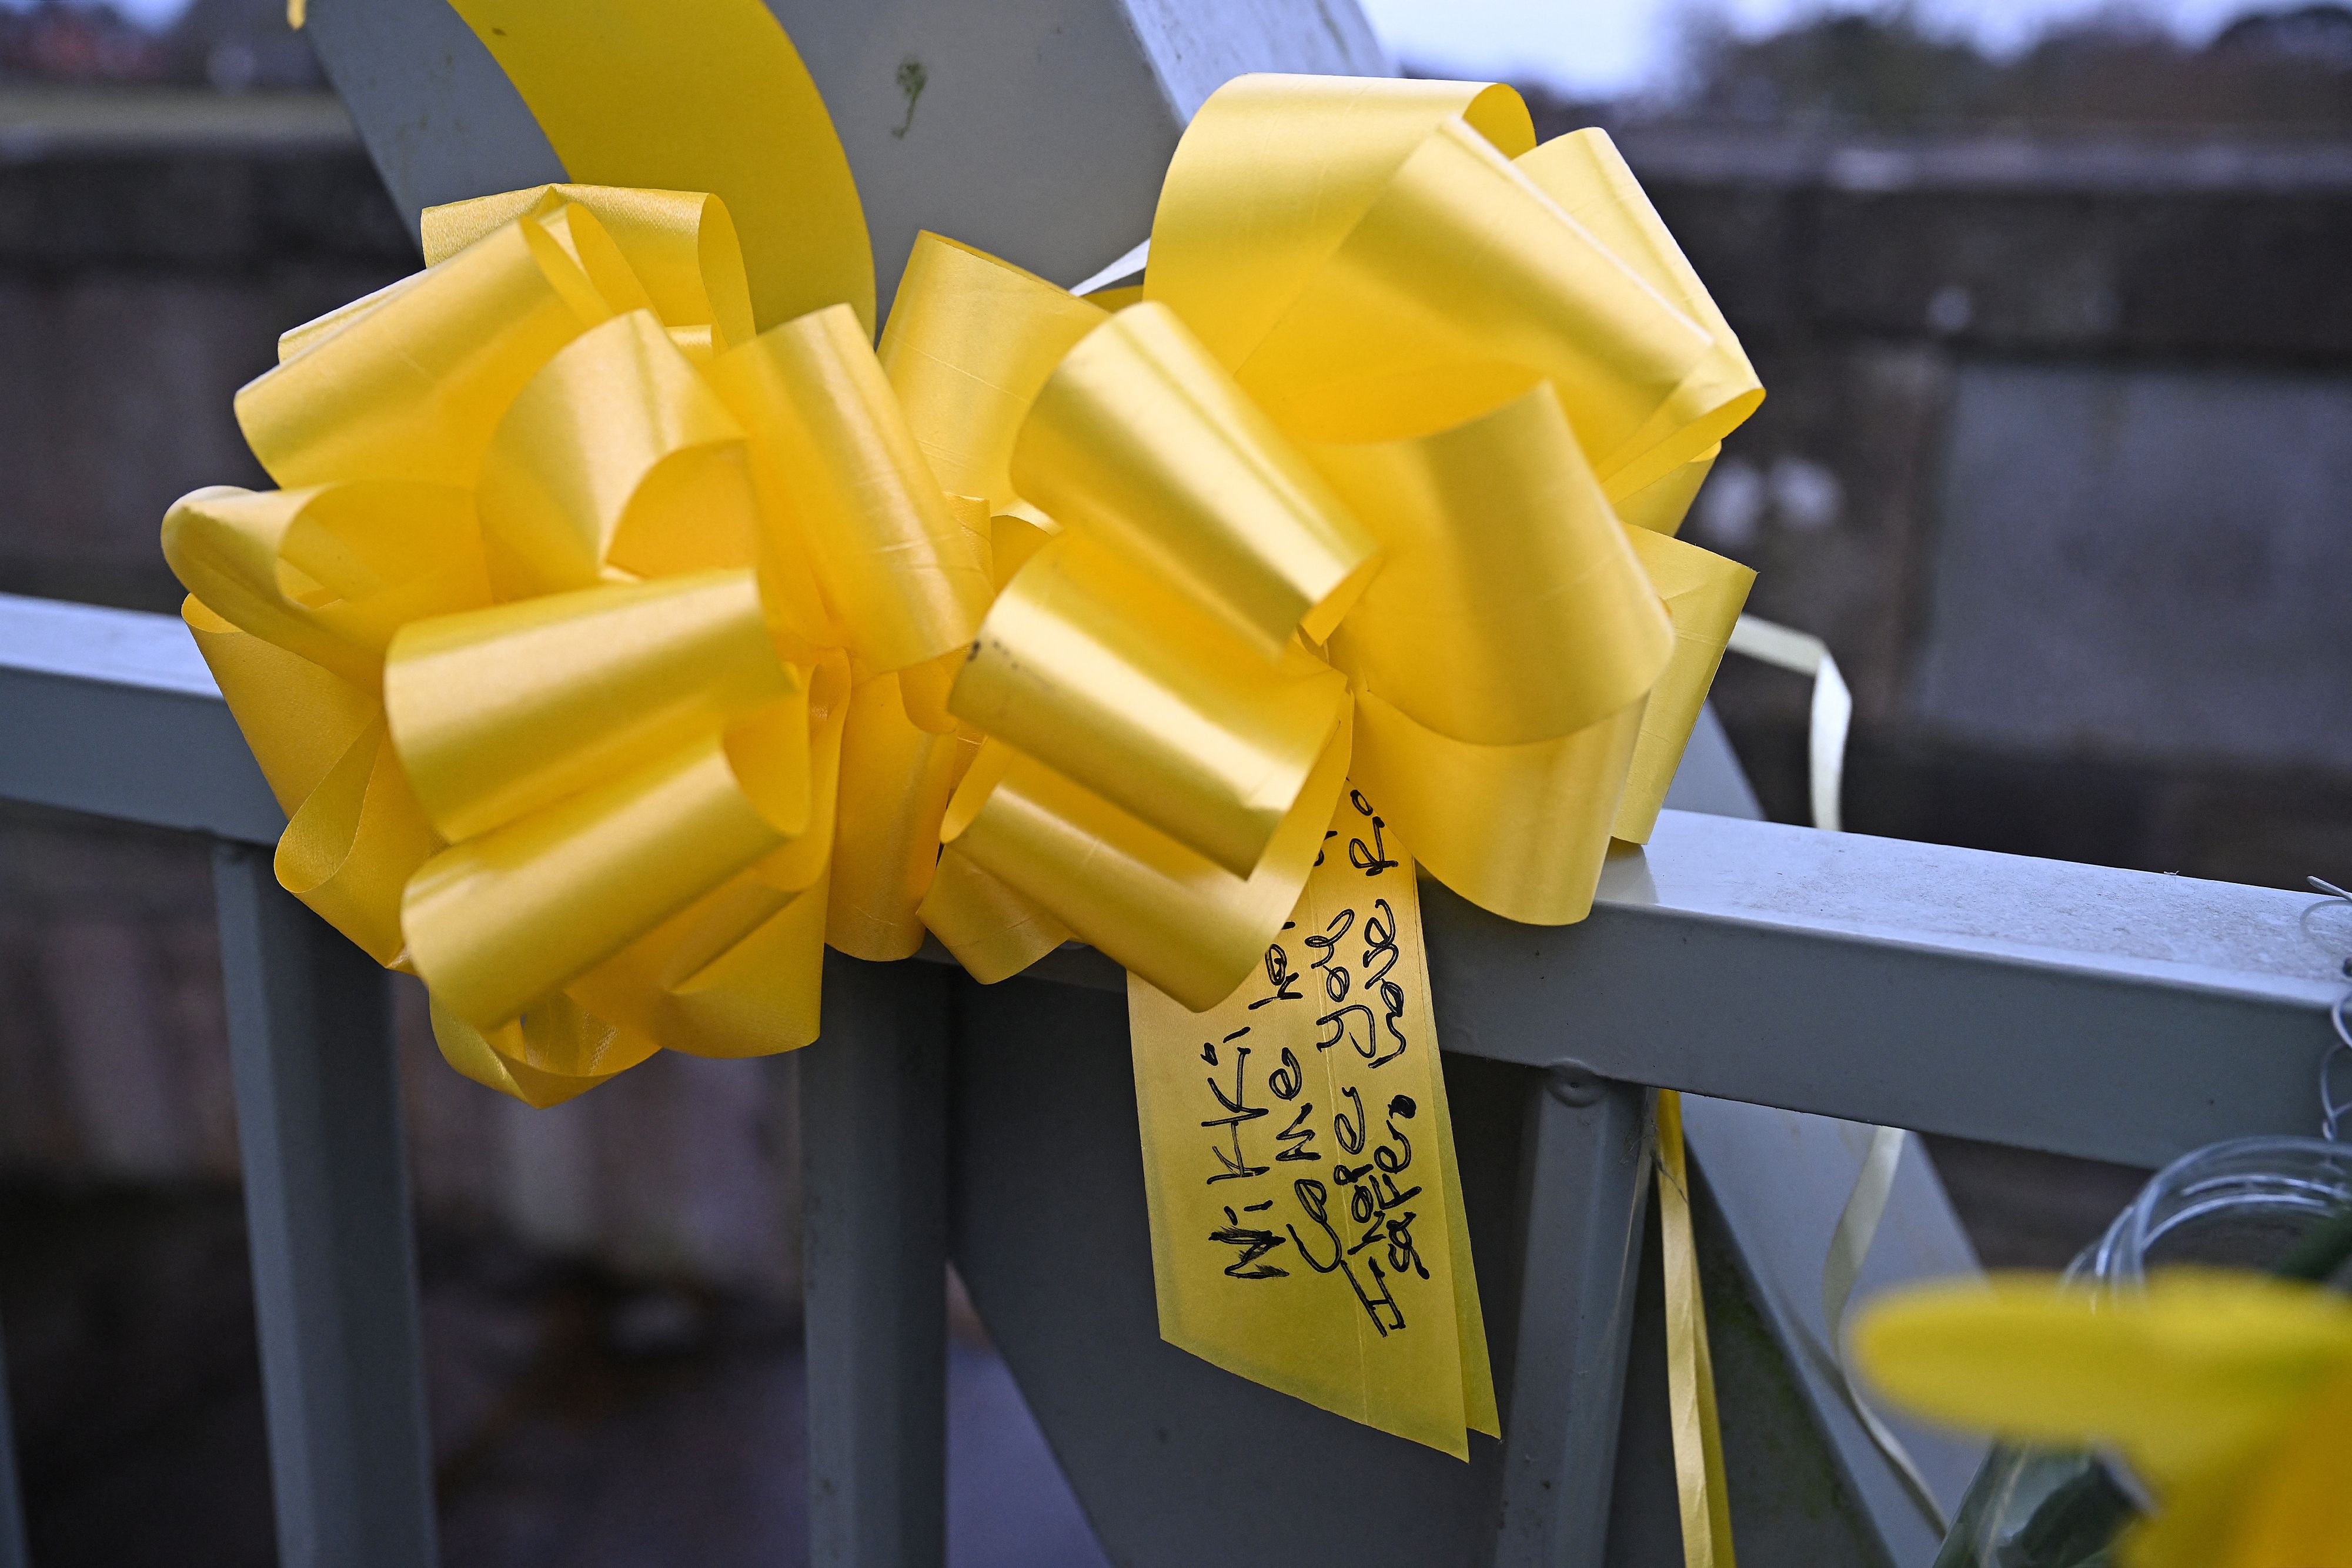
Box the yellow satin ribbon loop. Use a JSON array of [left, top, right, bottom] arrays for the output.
[[1145, 75, 1535, 370], [955, 536, 1350, 880], [182, 603, 437, 971], [182, 597, 377, 820], [1010, 303, 1380, 655], [404, 701, 811, 1031], [429, 989, 657, 1109], [878, 234, 1110, 512], [1149, 79, 1762, 502], [707, 304, 993, 680], [1312, 380, 1671, 746], [826, 671, 974, 961], [446, 0, 874, 336], [1617, 446, 1721, 537], [1518, 132, 1759, 439], [1615, 527, 1757, 844], [1351, 689, 1644, 927], [916, 845, 1074, 986], [162, 482, 489, 685], [384, 570, 798, 843], [944, 707, 1351, 1012], [477, 308, 762, 597], [240, 212, 605, 489], [424, 185, 752, 352], [1240, 119, 1717, 486]]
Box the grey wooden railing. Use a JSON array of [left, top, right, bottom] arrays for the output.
[[0, 587, 2339, 1568]]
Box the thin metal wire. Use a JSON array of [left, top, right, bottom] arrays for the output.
[[2306, 877, 2352, 1142]]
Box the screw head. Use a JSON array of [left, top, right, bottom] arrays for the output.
[[1546, 1059, 1606, 1107]]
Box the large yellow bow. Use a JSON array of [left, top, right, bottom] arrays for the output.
[[163, 72, 1759, 1108]]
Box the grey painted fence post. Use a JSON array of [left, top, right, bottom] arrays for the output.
[[211, 842, 437, 1568], [0, 1318, 25, 1568], [801, 950, 953, 1568], [1490, 1064, 1657, 1568]]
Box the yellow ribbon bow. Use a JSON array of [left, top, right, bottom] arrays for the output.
[[162, 59, 1759, 1109]]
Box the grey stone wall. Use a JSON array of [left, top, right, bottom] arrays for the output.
[[1619, 127, 2352, 887], [0, 95, 804, 1293]]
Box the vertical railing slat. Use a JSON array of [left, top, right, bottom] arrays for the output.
[[212, 842, 437, 1568], [0, 1317, 27, 1568], [801, 950, 951, 1568], [1490, 1065, 1657, 1568]]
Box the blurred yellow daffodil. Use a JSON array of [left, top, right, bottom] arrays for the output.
[[1855, 1269, 2352, 1568]]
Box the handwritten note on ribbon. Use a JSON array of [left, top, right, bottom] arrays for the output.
[[1127, 785, 1499, 1455]]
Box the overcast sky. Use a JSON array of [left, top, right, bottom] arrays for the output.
[[1358, 0, 2271, 96], [29, 0, 2277, 102]]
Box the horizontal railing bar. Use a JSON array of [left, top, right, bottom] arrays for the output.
[[1418, 827, 2338, 1171], [1, 591, 2336, 1167], [0, 592, 282, 842]]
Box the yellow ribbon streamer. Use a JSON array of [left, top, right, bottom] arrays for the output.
[[1659, 1089, 1739, 1568], [1126, 785, 1498, 1455], [445, 0, 873, 335]]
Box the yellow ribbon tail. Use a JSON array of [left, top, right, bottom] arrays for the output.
[[1658, 1089, 1739, 1568], [1124, 784, 1496, 1455], [446, 0, 874, 335]]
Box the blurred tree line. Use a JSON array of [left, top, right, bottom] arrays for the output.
[[1474, 4, 2352, 136], [11, 0, 2351, 135], [1, 0, 319, 91], [1664, 2, 2352, 133]]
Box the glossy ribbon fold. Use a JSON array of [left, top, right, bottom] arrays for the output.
[[165, 71, 1762, 1099]]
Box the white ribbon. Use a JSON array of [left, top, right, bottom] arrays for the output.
[[1729, 616, 1947, 1536]]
